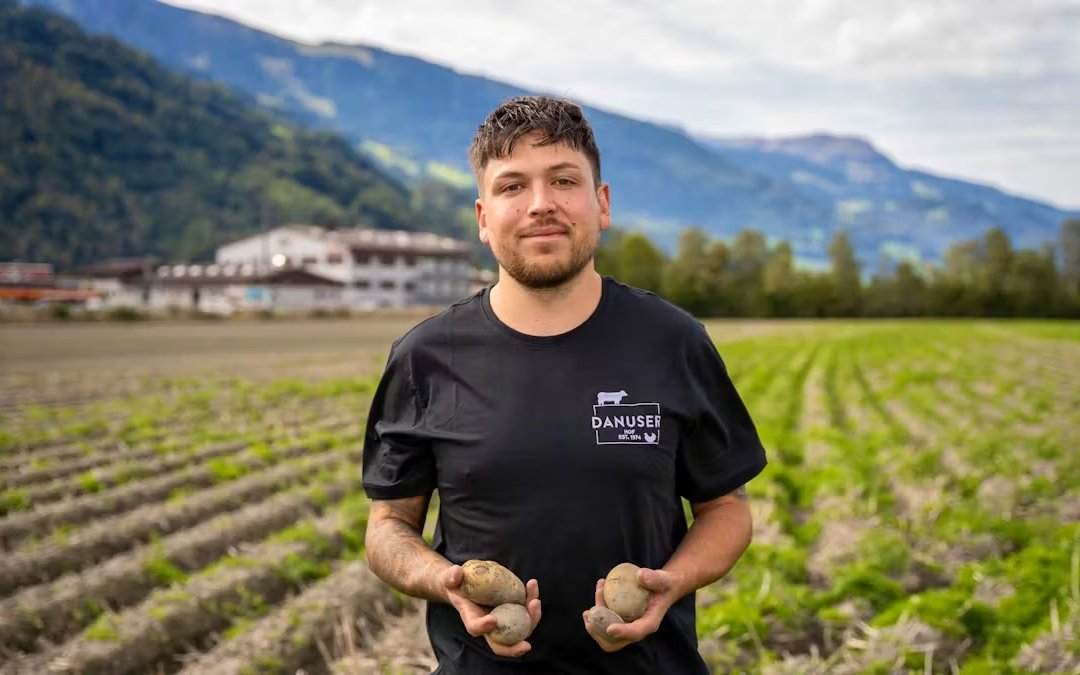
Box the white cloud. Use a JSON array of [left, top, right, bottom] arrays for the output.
[[164, 0, 1080, 208]]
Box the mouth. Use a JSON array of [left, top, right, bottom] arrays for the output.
[[521, 225, 570, 239]]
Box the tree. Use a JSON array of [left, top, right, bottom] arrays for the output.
[[764, 241, 796, 315], [594, 227, 626, 279], [730, 229, 768, 316], [1005, 247, 1059, 316], [937, 239, 981, 315], [1060, 219, 1080, 297], [980, 227, 1013, 315], [618, 232, 665, 292], [701, 240, 734, 316], [661, 227, 710, 315], [827, 230, 861, 316]]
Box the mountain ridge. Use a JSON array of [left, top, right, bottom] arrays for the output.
[[19, 0, 1079, 263], [0, 0, 476, 266]]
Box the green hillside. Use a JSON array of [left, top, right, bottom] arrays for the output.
[[0, 0, 474, 267]]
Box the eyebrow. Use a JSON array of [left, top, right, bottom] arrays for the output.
[[490, 162, 584, 184]]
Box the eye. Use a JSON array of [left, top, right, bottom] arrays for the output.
[[554, 177, 577, 186], [500, 183, 523, 194]]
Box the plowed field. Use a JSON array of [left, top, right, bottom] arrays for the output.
[[1, 319, 1076, 673]]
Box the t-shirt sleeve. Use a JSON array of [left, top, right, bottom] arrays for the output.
[[676, 324, 767, 503], [361, 342, 437, 500]]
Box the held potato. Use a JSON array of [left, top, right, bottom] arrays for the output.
[[488, 603, 532, 646], [603, 562, 650, 622], [461, 560, 527, 607], [585, 605, 625, 643]]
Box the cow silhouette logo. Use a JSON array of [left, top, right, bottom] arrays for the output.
[[597, 390, 628, 405], [591, 390, 661, 445]]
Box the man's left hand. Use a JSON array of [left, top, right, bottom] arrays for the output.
[[581, 567, 683, 652]]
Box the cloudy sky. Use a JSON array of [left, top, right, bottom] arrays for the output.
[[167, 0, 1080, 209]]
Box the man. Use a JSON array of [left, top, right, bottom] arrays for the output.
[[362, 95, 767, 674]]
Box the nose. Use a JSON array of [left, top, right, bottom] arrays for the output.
[[528, 183, 556, 218]]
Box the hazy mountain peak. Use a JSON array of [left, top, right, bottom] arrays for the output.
[[706, 132, 893, 169]]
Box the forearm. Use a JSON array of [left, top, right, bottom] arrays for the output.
[[663, 492, 753, 599], [364, 501, 453, 603]]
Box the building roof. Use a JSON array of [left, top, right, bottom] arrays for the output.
[[153, 264, 343, 287], [225, 225, 472, 258], [336, 228, 472, 258]]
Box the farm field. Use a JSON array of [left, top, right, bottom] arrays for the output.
[[0, 318, 1078, 674]]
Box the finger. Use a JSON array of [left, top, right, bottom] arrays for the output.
[[527, 597, 542, 626], [443, 565, 464, 589], [526, 578, 539, 603], [463, 612, 499, 638], [489, 638, 532, 658], [594, 579, 606, 607], [583, 613, 628, 652], [637, 567, 672, 592], [606, 615, 658, 642]]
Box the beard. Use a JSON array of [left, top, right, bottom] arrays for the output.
[[495, 230, 598, 290]]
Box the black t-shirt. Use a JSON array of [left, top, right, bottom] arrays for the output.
[[362, 276, 767, 675]]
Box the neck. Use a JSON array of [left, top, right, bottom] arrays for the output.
[[489, 268, 603, 337]]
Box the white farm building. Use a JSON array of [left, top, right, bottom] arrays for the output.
[[62, 226, 486, 315], [215, 225, 475, 309]]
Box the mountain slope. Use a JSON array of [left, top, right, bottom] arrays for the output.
[[0, 0, 463, 266], [19, 0, 1079, 262], [22, 0, 831, 251], [699, 134, 1071, 258]]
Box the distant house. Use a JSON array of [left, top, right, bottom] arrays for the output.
[[61, 257, 347, 315], [0, 262, 103, 304], [215, 225, 474, 309], [50, 226, 484, 314]]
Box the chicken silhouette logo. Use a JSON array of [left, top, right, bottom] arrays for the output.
[[591, 391, 661, 445]]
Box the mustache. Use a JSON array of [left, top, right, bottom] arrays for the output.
[[519, 220, 571, 237]]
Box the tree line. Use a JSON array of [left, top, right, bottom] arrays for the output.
[[594, 219, 1080, 318]]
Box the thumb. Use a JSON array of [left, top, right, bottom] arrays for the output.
[[637, 567, 674, 593], [442, 565, 464, 589]]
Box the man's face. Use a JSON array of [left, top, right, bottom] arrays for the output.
[[476, 132, 611, 289]]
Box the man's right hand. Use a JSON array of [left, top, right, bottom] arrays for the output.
[[441, 565, 542, 658]]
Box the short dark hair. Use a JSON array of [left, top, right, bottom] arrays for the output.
[[468, 95, 601, 187]]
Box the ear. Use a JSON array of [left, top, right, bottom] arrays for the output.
[[596, 182, 611, 232], [476, 198, 490, 245]]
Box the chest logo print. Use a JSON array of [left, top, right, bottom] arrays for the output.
[[592, 391, 661, 445]]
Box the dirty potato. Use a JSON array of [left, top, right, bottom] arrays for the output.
[[603, 562, 650, 621], [488, 603, 532, 646], [585, 605, 625, 643], [461, 559, 527, 607]]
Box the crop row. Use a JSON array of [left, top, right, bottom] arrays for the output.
[[0, 413, 355, 516], [0, 447, 362, 595], [696, 324, 1079, 672]]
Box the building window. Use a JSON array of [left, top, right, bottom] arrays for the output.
[[301, 256, 317, 265], [404, 255, 417, 267], [354, 280, 371, 289], [379, 254, 396, 266], [327, 253, 343, 264], [354, 253, 371, 265], [404, 281, 416, 292], [379, 279, 395, 290]]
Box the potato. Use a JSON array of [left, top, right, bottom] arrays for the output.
[[488, 603, 532, 645], [603, 562, 650, 621], [461, 559, 526, 607], [585, 605, 625, 643]]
